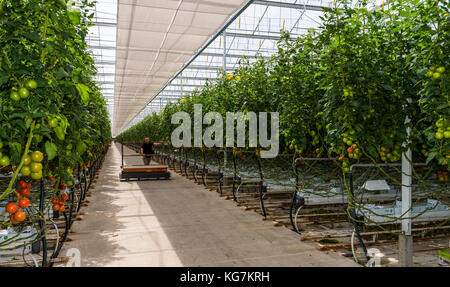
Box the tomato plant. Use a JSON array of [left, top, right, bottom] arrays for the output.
[[0, 0, 111, 227]]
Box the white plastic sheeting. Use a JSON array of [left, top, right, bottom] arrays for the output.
[[113, 0, 248, 135], [119, 0, 334, 133]]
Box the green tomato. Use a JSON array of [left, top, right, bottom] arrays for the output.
[[19, 87, 30, 99], [21, 166, 31, 176], [444, 131, 450, 139], [31, 151, 44, 162], [25, 80, 38, 89], [0, 156, 10, 166], [31, 171, 43, 180], [49, 118, 59, 128], [435, 132, 444, 140], [436, 66, 445, 73], [23, 155, 32, 165], [10, 91, 20, 101], [30, 162, 43, 173], [432, 72, 441, 79], [436, 120, 444, 128]]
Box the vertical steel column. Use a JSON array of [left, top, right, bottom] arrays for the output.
[[180, 73, 184, 100], [400, 99, 413, 266], [223, 31, 227, 73]]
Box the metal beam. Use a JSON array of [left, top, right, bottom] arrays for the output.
[[253, 0, 325, 11], [226, 32, 283, 41], [91, 21, 117, 27]]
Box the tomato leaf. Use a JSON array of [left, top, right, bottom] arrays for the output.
[[76, 83, 90, 105], [54, 126, 65, 140], [45, 141, 58, 161], [9, 142, 22, 164], [426, 152, 438, 165]]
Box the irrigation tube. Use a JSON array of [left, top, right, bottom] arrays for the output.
[[257, 158, 267, 217], [348, 172, 370, 263], [216, 150, 226, 195], [289, 158, 338, 233], [231, 153, 239, 202]]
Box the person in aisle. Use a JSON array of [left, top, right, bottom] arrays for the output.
[[140, 137, 163, 165]]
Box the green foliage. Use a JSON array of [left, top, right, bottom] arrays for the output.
[[0, 0, 111, 187]]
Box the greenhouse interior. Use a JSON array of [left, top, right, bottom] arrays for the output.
[[0, 0, 449, 270]]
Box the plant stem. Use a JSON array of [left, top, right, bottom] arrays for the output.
[[0, 121, 36, 201], [40, 11, 49, 63]]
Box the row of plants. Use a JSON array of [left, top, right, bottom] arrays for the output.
[[0, 0, 111, 226], [116, 0, 448, 171]]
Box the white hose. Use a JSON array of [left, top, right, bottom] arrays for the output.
[[49, 218, 59, 254], [294, 205, 303, 233], [29, 253, 39, 267], [351, 230, 359, 264]]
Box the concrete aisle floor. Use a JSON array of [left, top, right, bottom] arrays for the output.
[[59, 143, 358, 267]]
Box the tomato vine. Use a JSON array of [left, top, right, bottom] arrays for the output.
[[0, 0, 111, 225]]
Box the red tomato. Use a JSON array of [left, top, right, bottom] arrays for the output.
[[10, 214, 18, 224], [52, 204, 60, 211], [59, 205, 65, 212], [21, 188, 30, 197], [18, 198, 30, 209], [19, 180, 28, 189], [14, 211, 26, 222], [60, 193, 69, 201], [6, 202, 18, 214]]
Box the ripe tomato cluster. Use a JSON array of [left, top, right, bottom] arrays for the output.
[[5, 180, 33, 224], [51, 184, 69, 212]]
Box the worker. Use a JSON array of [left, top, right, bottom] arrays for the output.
[[140, 137, 163, 165]]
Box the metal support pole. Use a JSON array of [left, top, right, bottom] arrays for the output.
[[223, 31, 227, 73], [400, 99, 413, 266], [180, 73, 183, 95]]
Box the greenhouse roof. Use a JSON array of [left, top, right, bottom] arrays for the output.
[[111, 0, 251, 135]]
